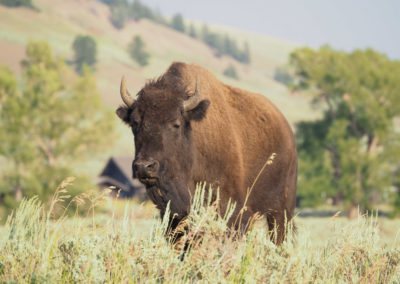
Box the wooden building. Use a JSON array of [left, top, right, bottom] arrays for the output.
[[97, 156, 146, 199]]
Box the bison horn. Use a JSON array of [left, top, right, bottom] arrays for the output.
[[120, 76, 135, 107], [183, 78, 202, 112]]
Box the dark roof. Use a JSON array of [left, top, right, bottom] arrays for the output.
[[98, 156, 143, 189], [111, 156, 134, 182]]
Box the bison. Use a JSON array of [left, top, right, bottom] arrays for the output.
[[116, 62, 297, 244]]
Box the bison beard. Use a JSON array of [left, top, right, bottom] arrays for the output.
[[116, 62, 298, 247]]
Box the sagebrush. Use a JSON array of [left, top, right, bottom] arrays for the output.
[[0, 182, 399, 283]]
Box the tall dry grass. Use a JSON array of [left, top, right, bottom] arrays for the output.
[[0, 181, 399, 283]]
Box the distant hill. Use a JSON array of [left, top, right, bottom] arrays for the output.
[[0, 0, 316, 169]]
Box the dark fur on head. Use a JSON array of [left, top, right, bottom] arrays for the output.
[[116, 64, 210, 221], [116, 65, 209, 125]]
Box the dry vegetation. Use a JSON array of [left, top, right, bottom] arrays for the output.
[[1, 181, 399, 283]]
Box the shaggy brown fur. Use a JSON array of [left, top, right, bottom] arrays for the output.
[[117, 62, 297, 245]]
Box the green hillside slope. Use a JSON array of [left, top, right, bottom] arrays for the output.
[[0, 0, 316, 175]]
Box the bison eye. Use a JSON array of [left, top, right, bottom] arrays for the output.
[[169, 119, 181, 129]]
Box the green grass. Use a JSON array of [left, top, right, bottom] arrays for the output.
[[1, 183, 399, 283]]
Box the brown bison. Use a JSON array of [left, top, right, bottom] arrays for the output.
[[116, 62, 297, 244]]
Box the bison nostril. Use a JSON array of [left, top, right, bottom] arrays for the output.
[[146, 160, 159, 173], [134, 159, 160, 178]]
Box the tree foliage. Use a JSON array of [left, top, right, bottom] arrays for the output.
[[100, 0, 250, 64], [0, 41, 115, 209], [170, 13, 185, 32], [101, 0, 167, 28], [188, 23, 197, 38], [130, 0, 154, 21], [291, 46, 400, 215], [100, 0, 128, 28], [110, 5, 128, 29], [201, 25, 250, 64], [128, 35, 150, 67], [72, 35, 97, 73], [274, 66, 294, 86], [0, 0, 35, 9], [223, 64, 239, 80]]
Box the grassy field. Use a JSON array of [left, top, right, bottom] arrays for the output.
[[1, 183, 399, 283], [2, 3, 399, 282]]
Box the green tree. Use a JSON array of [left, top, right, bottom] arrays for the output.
[[0, 0, 35, 9], [170, 13, 185, 33], [100, 0, 125, 5], [188, 23, 197, 38], [223, 64, 239, 80], [291, 46, 400, 217], [0, 41, 115, 209], [201, 25, 216, 48], [110, 5, 128, 29], [223, 35, 233, 56], [72, 35, 97, 73], [200, 26, 223, 56], [100, 0, 129, 28], [240, 41, 251, 64], [274, 66, 294, 86], [128, 35, 150, 67], [201, 25, 250, 64], [130, 0, 155, 21]]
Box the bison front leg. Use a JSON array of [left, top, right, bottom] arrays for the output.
[[163, 213, 186, 244], [228, 205, 258, 237], [266, 210, 293, 245], [166, 215, 207, 261]]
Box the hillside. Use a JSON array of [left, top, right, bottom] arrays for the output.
[[0, 0, 316, 176]]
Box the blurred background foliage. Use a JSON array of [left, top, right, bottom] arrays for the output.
[[291, 47, 400, 217], [72, 35, 98, 73], [128, 35, 150, 67], [0, 0, 35, 9], [0, 41, 115, 213], [100, 0, 251, 64]]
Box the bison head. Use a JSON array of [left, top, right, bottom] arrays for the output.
[[116, 75, 210, 218]]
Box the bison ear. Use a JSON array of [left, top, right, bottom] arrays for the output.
[[185, 99, 210, 121], [116, 106, 130, 124]]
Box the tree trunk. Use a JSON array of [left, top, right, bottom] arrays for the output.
[[14, 186, 23, 202], [328, 146, 344, 206], [348, 205, 359, 220], [367, 134, 378, 154], [331, 192, 344, 206]]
